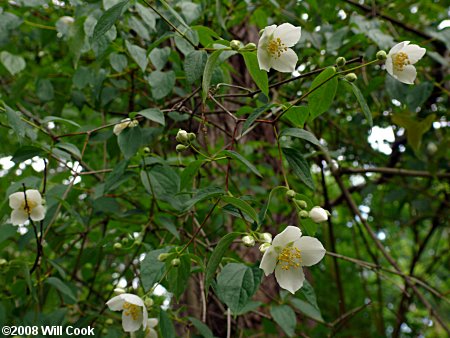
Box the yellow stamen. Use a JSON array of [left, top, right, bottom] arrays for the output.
[[277, 246, 302, 271], [267, 37, 288, 58], [21, 200, 37, 214], [123, 302, 140, 321], [392, 52, 410, 71]]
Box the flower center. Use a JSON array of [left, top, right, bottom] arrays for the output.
[[277, 246, 302, 270], [267, 37, 288, 58], [392, 52, 410, 71], [21, 200, 37, 213], [123, 302, 140, 321]]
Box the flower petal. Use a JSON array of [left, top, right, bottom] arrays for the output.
[[272, 225, 302, 248], [148, 318, 158, 328], [257, 47, 272, 72], [26, 189, 42, 205], [388, 41, 409, 55], [146, 328, 158, 338], [142, 303, 148, 329], [395, 65, 417, 85], [402, 44, 426, 64], [273, 23, 301, 47], [274, 265, 305, 294], [261, 25, 276, 40], [295, 236, 326, 267], [271, 48, 298, 73], [11, 209, 29, 225], [9, 192, 24, 209], [106, 295, 125, 311], [121, 293, 145, 307], [122, 309, 142, 332], [30, 205, 46, 222], [385, 57, 394, 77], [259, 246, 277, 275]]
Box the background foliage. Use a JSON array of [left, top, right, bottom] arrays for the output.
[[0, 0, 449, 337]]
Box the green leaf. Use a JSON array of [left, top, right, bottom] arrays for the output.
[[137, 108, 165, 125], [258, 186, 287, 224], [242, 104, 272, 133], [283, 106, 309, 128], [223, 150, 262, 178], [270, 305, 297, 337], [0, 51, 26, 75], [291, 298, 323, 322], [36, 79, 54, 101], [188, 317, 214, 338], [45, 277, 76, 303], [147, 70, 176, 100], [215, 263, 262, 314], [406, 81, 433, 112], [104, 159, 128, 192], [391, 113, 435, 156], [282, 147, 315, 190], [125, 40, 148, 72], [180, 159, 203, 190], [117, 126, 142, 159], [56, 142, 81, 159], [136, 3, 156, 31], [149, 47, 171, 70], [301, 280, 320, 310], [300, 218, 318, 236], [204, 232, 240, 295], [308, 67, 338, 121], [159, 309, 176, 338], [347, 81, 373, 127], [280, 128, 323, 148], [221, 196, 258, 224], [92, 0, 128, 42], [202, 49, 223, 102], [166, 254, 191, 299], [41, 116, 81, 128], [5, 104, 27, 140], [109, 52, 128, 72], [141, 248, 170, 292], [182, 186, 224, 211], [12, 146, 44, 164], [185, 50, 207, 83], [242, 52, 268, 96]]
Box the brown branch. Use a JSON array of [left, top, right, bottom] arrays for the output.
[[340, 167, 450, 179]]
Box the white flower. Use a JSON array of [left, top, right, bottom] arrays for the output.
[[260, 226, 325, 294], [144, 318, 158, 338], [385, 41, 426, 85], [309, 207, 329, 223], [257, 23, 301, 73], [9, 189, 46, 225], [242, 235, 256, 247], [106, 293, 148, 332], [113, 118, 139, 136]]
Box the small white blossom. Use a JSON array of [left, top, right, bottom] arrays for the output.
[[309, 207, 329, 223], [257, 23, 301, 73], [385, 41, 426, 85], [144, 318, 158, 338], [176, 129, 189, 143], [113, 118, 138, 136], [260, 226, 325, 294], [242, 235, 256, 247], [9, 189, 46, 225], [106, 293, 148, 332]]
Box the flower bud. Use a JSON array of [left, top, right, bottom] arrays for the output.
[[144, 297, 154, 307], [309, 206, 329, 223], [157, 253, 170, 262], [176, 129, 189, 143], [122, 237, 129, 244], [336, 56, 346, 67], [344, 73, 357, 82], [0, 258, 7, 267], [113, 242, 122, 250], [129, 119, 139, 128], [143, 147, 151, 153], [230, 40, 241, 50], [171, 258, 181, 267], [376, 50, 387, 61], [286, 189, 296, 199], [242, 42, 257, 51], [242, 235, 256, 247], [114, 287, 126, 295], [426, 142, 438, 155], [295, 199, 308, 209], [176, 144, 188, 152], [259, 242, 271, 253], [298, 210, 309, 218], [188, 132, 196, 141], [105, 318, 114, 325], [259, 232, 272, 244]]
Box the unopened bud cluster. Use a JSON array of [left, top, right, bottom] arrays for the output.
[[176, 129, 196, 152]]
